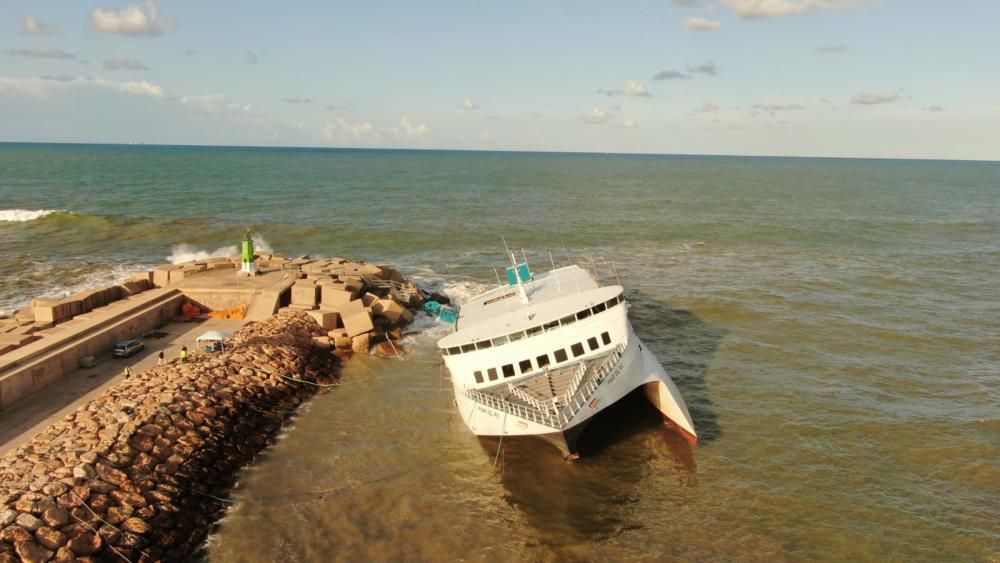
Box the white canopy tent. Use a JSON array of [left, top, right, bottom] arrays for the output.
[[195, 330, 232, 352]]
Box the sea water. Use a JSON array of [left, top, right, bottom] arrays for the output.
[[1, 143, 997, 560]]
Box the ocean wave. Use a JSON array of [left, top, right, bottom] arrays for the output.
[[0, 261, 152, 317], [167, 235, 273, 264], [0, 209, 65, 222]]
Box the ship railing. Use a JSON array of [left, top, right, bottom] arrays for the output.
[[465, 388, 568, 428], [556, 342, 627, 422], [465, 342, 628, 429]]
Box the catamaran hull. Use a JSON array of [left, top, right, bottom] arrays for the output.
[[454, 334, 697, 457]]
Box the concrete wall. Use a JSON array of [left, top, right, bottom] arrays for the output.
[[182, 288, 256, 312], [0, 289, 183, 409]]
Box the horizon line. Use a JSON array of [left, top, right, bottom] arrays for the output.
[[0, 141, 996, 164]]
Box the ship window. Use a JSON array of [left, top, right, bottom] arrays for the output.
[[554, 348, 568, 363], [526, 326, 543, 337], [447, 347, 460, 355], [606, 296, 619, 308], [476, 340, 493, 350], [571, 343, 585, 357], [474, 371, 484, 384], [509, 331, 526, 342], [502, 364, 515, 378], [601, 332, 611, 345], [543, 320, 560, 331], [491, 335, 509, 346], [588, 337, 599, 351], [593, 302, 607, 314], [576, 309, 591, 321], [519, 359, 533, 374], [560, 314, 576, 326], [536, 354, 550, 368], [488, 368, 498, 381], [461, 343, 475, 353]]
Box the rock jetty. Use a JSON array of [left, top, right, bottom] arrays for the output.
[[0, 311, 357, 562]]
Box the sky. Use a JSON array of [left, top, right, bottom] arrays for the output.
[[1, 0, 998, 160]]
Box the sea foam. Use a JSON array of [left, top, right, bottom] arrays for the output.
[[167, 235, 274, 264], [0, 209, 63, 222]]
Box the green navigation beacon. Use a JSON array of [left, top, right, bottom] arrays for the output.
[[240, 228, 257, 275]]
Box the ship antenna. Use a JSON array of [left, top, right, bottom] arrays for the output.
[[549, 250, 563, 295], [611, 259, 621, 286]]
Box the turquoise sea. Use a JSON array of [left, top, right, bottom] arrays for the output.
[[1, 143, 997, 561]]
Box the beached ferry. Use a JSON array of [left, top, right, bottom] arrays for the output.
[[436, 254, 697, 458]]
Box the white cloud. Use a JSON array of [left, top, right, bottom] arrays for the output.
[[245, 51, 258, 65], [753, 102, 805, 111], [480, 130, 493, 141], [398, 116, 429, 140], [7, 47, 74, 59], [724, 0, 859, 19], [695, 102, 721, 113], [331, 118, 378, 140], [22, 16, 57, 36], [850, 92, 899, 105], [682, 17, 722, 31], [462, 98, 479, 110], [582, 107, 609, 124], [103, 57, 148, 71], [625, 80, 650, 97], [91, 0, 177, 36], [282, 97, 311, 104], [623, 119, 638, 129], [924, 105, 944, 113], [119, 80, 164, 97]]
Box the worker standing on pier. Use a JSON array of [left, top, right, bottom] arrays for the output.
[[157, 350, 165, 364], [123, 366, 131, 379], [180, 345, 188, 362]]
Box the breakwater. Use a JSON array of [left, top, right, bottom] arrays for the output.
[[0, 311, 349, 562]]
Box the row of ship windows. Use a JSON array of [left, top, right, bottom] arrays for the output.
[[472, 331, 613, 384], [444, 294, 624, 356]]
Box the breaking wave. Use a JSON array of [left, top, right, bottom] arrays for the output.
[[0, 209, 65, 222], [167, 235, 274, 264]]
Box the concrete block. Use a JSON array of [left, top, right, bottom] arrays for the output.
[[311, 336, 332, 350], [291, 282, 319, 307], [343, 309, 374, 338], [208, 261, 236, 270], [0, 333, 38, 347], [377, 265, 405, 283], [351, 332, 371, 354], [305, 310, 339, 331], [360, 293, 378, 307], [372, 299, 414, 324], [320, 287, 353, 308], [152, 264, 181, 287], [0, 343, 15, 356]]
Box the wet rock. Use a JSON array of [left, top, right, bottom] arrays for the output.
[[41, 507, 69, 529], [13, 540, 52, 563], [121, 517, 151, 535], [95, 464, 127, 487], [34, 526, 65, 550], [67, 531, 102, 555], [0, 510, 15, 528], [15, 513, 42, 532], [0, 525, 32, 544], [73, 464, 96, 480]]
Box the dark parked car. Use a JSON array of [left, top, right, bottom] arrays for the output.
[[113, 339, 145, 358]]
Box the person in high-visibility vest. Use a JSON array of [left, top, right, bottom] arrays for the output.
[[123, 366, 131, 379], [180, 345, 188, 362]]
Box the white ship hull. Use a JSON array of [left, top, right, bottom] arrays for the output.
[[453, 331, 697, 457], [437, 263, 697, 458]]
